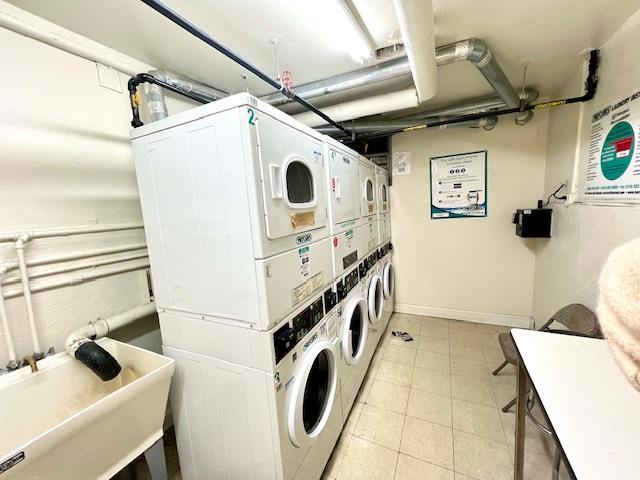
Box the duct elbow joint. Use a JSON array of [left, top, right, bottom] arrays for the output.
[[465, 38, 490, 65]]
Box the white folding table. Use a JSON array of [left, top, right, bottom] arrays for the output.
[[511, 329, 640, 480]]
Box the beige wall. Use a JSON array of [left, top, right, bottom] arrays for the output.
[[532, 7, 640, 325], [0, 14, 196, 366], [390, 115, 548, 327]]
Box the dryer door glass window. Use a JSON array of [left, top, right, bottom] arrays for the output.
[[286, 161, 314, 205], [349, 306, 364, 358], [365, 179, 374, 202], [302, 350, 330, 433]]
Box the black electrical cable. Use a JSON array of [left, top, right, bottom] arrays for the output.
[[137, 0, 353, 136], [542, 183, 567, 207], [345, 49, 600, 142]]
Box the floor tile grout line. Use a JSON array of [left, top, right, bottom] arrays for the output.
[[449, 321, 456, 476]]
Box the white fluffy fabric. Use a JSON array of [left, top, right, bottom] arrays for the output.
[[597, 237, 640, 391]]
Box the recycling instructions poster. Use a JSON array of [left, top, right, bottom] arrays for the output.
[[430, 150, 487, 219], [583, 89, 640, 202]]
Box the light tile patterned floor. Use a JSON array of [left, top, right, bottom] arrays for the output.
[[323, 313, 571, 480]]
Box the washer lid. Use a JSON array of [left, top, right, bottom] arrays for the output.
[[287, 338, 338, 448]]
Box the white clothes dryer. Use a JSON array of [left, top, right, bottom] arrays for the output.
[[163, 297, 342, 480], [132, 94, 335, 330], [375, 166, 390, 217], [324, 136, 362, 234], [359, 157, 378, 220]]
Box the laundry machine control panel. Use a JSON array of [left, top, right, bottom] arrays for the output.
[[358, 252, 379, 278], [273, 296, 324, 363], [336, 268, 359, 302], [324, 287, 337, 313], [378, 241, 392, 258]]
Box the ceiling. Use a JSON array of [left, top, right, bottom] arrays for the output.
[[8, 0, 640, 115]]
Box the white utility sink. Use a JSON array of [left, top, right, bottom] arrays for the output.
[[0, 338, 175, 479]]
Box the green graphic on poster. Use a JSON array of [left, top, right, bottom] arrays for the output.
[[600, 121, 634, 180]]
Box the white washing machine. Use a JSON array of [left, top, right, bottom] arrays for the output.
[[131, 93, 335, 330], [359, 157, 378, 220], [163, 294, 343, 480], [325, 136, 362, 235], [332, 266, 369, 420], [379, 242, 395, 329], [357, 252, 385, 368]]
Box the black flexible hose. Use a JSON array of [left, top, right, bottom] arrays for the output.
[[75, 341, 122, 381]]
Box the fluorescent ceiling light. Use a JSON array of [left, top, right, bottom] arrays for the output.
[[335, 0, 375, 62]]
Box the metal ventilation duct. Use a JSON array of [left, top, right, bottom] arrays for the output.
[[263, 38, 534, 128]]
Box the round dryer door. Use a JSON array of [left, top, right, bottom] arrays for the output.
[[367, 275, 384, 325], [383, 262, 395, 299], [341, 298, 368, 365], [288, 339, 338, 448]]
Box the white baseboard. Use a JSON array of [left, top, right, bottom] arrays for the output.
[[394, 303, 532, 329]]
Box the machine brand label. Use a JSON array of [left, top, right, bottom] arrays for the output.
[[303, 332, 319, 351], [296, 233, 312, 245], [342, 155, 350, 165], [0, 452, 25, 474]]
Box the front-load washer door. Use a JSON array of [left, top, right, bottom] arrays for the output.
[[341, 297, 368, 366], [328, 148, 360, 226], [359, 162, 377, 218], [288, 339, 338, 448], [383, 261, 395, 299], [367, 275, 384, 325], [256, 115, 327, 240]]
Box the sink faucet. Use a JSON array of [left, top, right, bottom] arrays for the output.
[[23, 354, 38, 373]]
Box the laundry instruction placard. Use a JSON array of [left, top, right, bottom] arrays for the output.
[[582, 88, 640, 202], [429, 150, 487, 219]]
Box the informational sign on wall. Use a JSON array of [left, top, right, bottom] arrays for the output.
[[583, 89, 640, 202], [430, 150, 487, 219], [392, 151, 411, 176]]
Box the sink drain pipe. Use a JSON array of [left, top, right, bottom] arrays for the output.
[[65, 302, 157, 381]]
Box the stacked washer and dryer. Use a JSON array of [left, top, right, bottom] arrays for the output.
[[131, 93, 394, 480]]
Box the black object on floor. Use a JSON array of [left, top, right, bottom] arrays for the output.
[[392, 331, 414, 342]]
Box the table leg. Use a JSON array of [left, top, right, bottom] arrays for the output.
[[514, 360, 526, 480]]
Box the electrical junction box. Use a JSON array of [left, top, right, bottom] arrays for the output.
[[512, 208, 552, 238]]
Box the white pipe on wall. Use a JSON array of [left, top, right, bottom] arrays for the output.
[[2, 260, 151, 299], [0, 265, 18, 369], [14, 235, 41, 355], [293, 88, 419, 128], [2, 252, 149, 285], [392, 0, 437, 103], [0, 223, 144, 244], [64, 302, 157, 357]]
